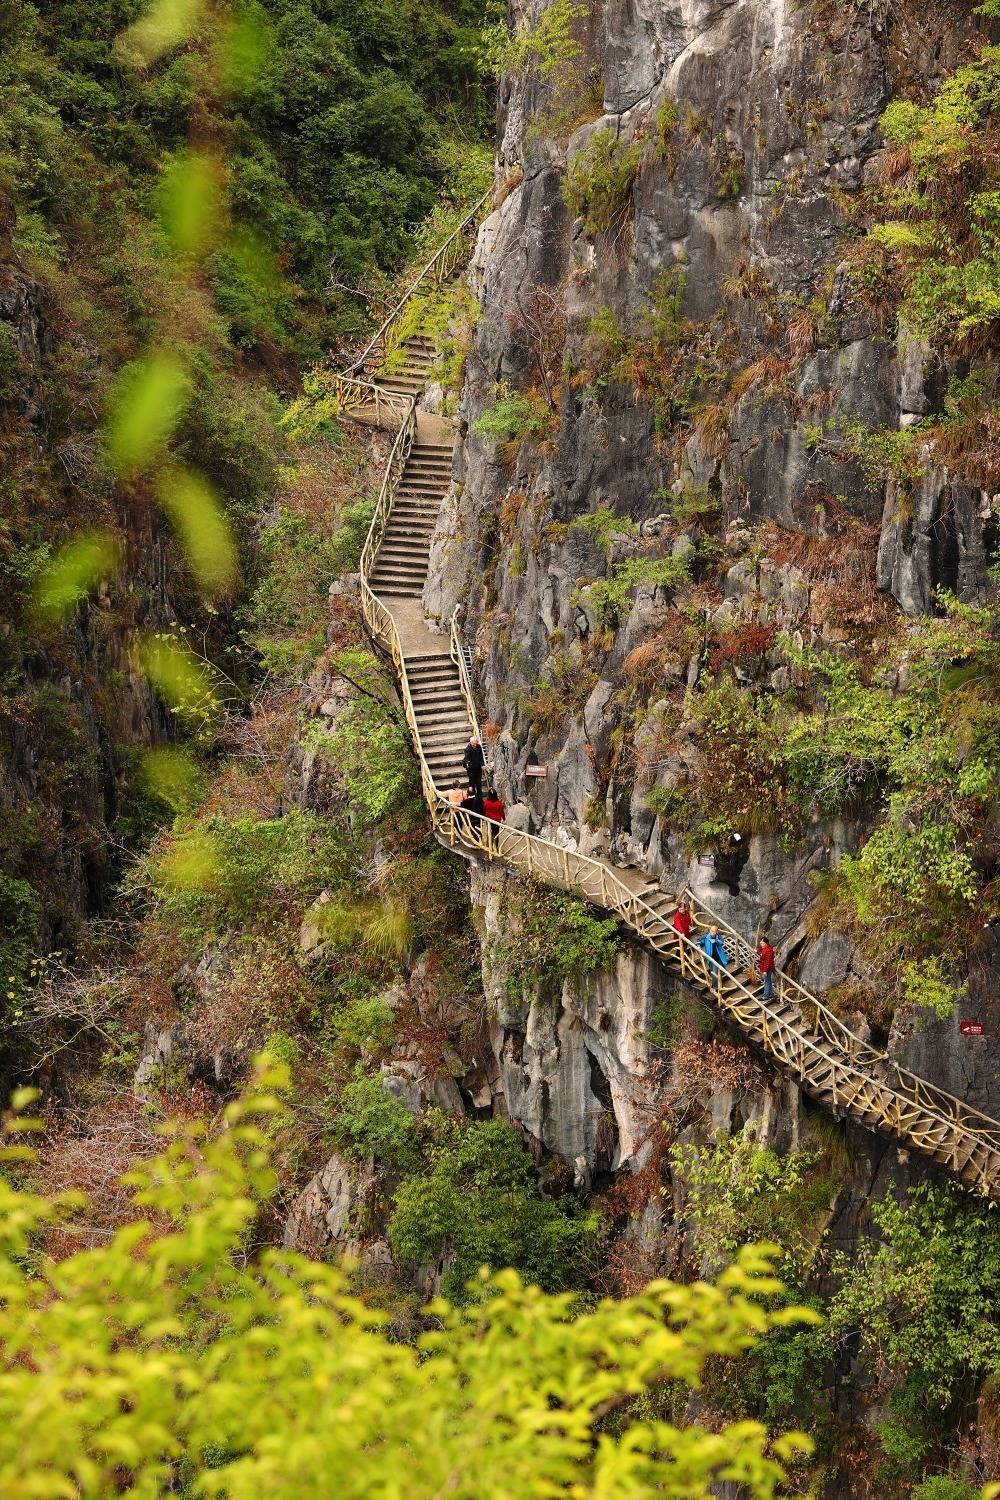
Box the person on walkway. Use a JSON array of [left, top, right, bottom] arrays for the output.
[[756, 935, 776, 1001], [672, 903, 693, 940], [699, 925, 728, 991], [463, 735, 485, 794], [458, 784, 484, 841], [482, 786, 505, 823], [445, 782, 464, 808]]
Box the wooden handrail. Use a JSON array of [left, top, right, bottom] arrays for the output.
[[686, 891, 1000, 1150], [345, 195, 1000, 1200], [340, 192, 490, 389]]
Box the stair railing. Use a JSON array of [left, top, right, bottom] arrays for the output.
[[358, 394, 419, 642], [335, 191, 491, 418], [687, 891, 1000, 1152], [364, 554, 1000, 1189]]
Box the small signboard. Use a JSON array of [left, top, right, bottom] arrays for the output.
[[960, 1020, 985, 1036], [698, 854, 717, 868], [525, 764, 548, 779]]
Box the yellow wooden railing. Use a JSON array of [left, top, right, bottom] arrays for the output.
[[348, 199, 1000, 1200], [334, 192, 490, 420]]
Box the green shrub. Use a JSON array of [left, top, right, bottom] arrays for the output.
[[864, 48, 1000, 339], [141, 809, 352, 938], [646, 995, 683, 1048], [566, 504, 638, 554], [474, 385, 554, 445], [333, 1070, 421, 1168], [653, 99, 679, 163], [912, 1476, 979, 1500], [672, 1132, 832, 1275], [332, 992, 397, 1053], [315, 648, 419, 826], [827, 1182, 1000, 1404], [389, 1116, 601, 1299], [483, 0, 586, 82], [0, 1059, 820, 1497], [563, 128, 642, 235], [575, 551, 692, 625], [489, 882, 622, 998], [0, 322, 19, 400]]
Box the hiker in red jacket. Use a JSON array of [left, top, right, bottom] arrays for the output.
[[672, 903, 692, 941], [482, 787, 506, 823], [757, 936, 776, 1000]]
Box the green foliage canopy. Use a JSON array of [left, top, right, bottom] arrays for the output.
[[0, 1061, 819, 1498]]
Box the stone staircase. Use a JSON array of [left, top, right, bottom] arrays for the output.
[[369, 439, 453, 598], [373, 333, 438, 402], [405, 656, 470, 793]]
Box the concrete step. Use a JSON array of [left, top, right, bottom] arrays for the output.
[[411, 682, 466, 699], [426, 750, 467, 765], [379, 531, 433, 548], [409, 684, 464, 702], [391, 510, 439, 526], [409, 681, 466, 698], [420, 736, 470, 755], [409, 688, 463, 704], [372, 557, 428, 574], [372, 567, 427, 582], [380, 524, 434, 540], [408, 658, 458, 673], [418, 715, 467, 734]]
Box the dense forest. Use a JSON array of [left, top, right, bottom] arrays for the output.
[[5, 0, 1000, 1495]]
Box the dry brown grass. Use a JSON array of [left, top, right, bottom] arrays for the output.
[[929, 408, 1000, 489], [493, 166, 523, 209], [691, 401, 731, 459], [786, 307, 819, 361], [761, 514, 896, 634], [672, 1034, 766, 1107], [33, 1088, 215, 1258], [730, 353, 791, 401], [623, 609, 697, 685]]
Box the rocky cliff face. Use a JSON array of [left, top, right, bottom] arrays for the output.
[[420, 0, 1000, 1167], [0, 253, 179, 947]]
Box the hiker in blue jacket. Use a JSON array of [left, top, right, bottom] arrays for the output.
[[699, 925, 729, 988]]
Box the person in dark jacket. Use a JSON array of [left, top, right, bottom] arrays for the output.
[[482, 787, 505, 822], [463, 735, 485, 793], [756, 936, 776, 1000], [460, 784, 484, 814]]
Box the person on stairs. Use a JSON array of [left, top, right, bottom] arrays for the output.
[[463, 735, 485, 794], [445, 782, 464, 808], [699, 925, 728, 991], [756, 935, 776, 1001], [482, 786, 505, 823], [672, 903, 692, 941]]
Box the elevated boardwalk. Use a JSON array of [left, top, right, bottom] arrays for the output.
[[339, 211, 1000, 1200]]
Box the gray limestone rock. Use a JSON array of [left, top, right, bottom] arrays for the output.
[[282, 1151, 377, 1255]]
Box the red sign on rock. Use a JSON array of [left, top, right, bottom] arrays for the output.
[[960, 1021, 985, 1036]]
